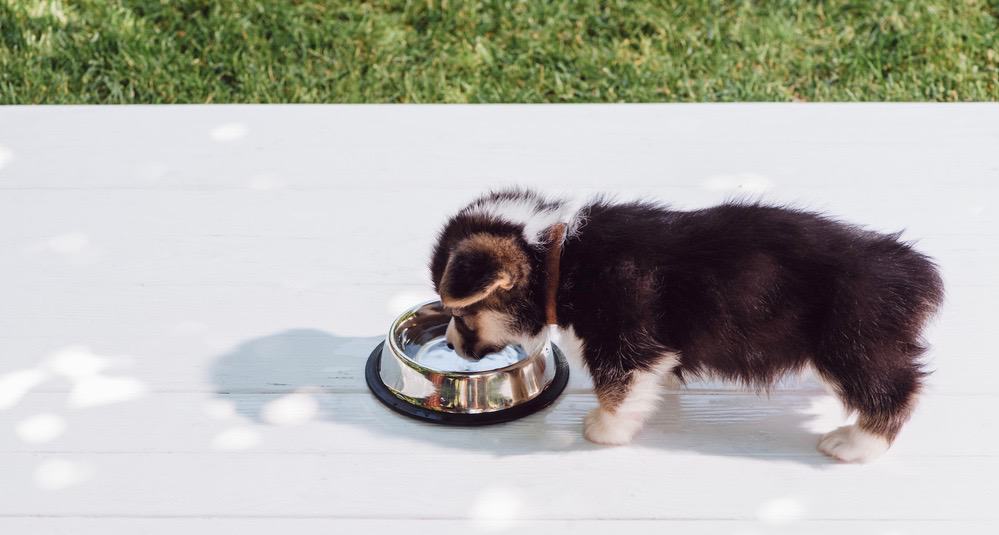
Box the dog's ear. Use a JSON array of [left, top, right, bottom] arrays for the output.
[[438, 234, 528, 308]]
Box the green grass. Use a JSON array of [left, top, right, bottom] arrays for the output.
[[1, 0, 998, 103]]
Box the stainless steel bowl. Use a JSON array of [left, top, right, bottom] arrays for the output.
[[365, 300, 569, 425]]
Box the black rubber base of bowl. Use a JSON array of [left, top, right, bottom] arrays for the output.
[[365, 341, 570, 426]]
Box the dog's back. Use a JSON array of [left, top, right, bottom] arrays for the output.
[[561, 200, 942, 447]]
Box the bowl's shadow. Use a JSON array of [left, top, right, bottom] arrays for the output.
[[210, 328, 835, 466]]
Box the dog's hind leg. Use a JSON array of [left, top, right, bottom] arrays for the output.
[[813, 237, 941, 462], [582, 335, 679, 445], [814, 338, 927, 463]]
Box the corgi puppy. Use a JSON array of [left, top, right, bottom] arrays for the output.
[[430, 189, 943, 462]]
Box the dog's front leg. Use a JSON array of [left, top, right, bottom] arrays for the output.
[[582, 339, 679, 446]]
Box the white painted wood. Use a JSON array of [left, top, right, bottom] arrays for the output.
[[0, 392, 995, 457], [1, 519, 996, 535], [0, 105, 997, 527], [1, 452, 996, 519]]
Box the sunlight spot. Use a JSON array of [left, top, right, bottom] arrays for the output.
[[34, 458, 94, 490], [0, 144, 12, 171], [701, 173, 774, 193], [261, 390, 320, 426], [45, 346, 148, 408], [248, 174, 285, 191], [44, 232, 91, 255], [212, 427, 260, 450], [204, 399, 236, 420], [46, 346, 109, 378], [387, 289, 439, 316], [28, 232, 100, 265], [469, 487, 522, 532], [68, 375, 148, 409], [757, 497, 805, 525], [16, 413, 66, 443], [0, 369, 49, 410], [211, 123, 248, 142]]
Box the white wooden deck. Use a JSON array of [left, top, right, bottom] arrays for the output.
[[1, 104, 997, 534]]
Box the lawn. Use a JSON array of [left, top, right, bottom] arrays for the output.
[[1, 0, 997, 103]]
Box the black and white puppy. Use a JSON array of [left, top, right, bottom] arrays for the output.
[[430, 189, 943, 463]]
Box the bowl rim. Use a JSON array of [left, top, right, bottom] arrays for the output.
[[366, 340, 570, 425], [387, 299, 549, 377]]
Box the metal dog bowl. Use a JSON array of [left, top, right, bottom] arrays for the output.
[[365, 300, 569, 425]]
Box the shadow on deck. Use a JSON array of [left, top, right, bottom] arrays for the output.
[[210, 329, 835, 467]]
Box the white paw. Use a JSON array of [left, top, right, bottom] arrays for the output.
[[818, 425, 890, 463], [583, 408, 643, 445]]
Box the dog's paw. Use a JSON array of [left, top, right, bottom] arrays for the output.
[[583, 408, 642, 445], [817, 425, 889, 463]]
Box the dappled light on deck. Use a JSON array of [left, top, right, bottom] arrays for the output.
[[469, 487, 524, 533], [0, 105, 995, 531], [15, 414, 66, 444], [33, 458, 94, 491], [210, 123, 248, 142]]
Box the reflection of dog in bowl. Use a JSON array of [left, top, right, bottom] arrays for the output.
[[430, 188, 942, 462]]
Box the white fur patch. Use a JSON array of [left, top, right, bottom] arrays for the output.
[[584, 407, 644, 445], [584, 354, 678, 446], [552, 325, 586, 368], [616, 355, 679, 416], [817, 425, 890, 463], [448, 309, 531, 359], [466, 194, 585, 245], [476, 309, 514, 348]]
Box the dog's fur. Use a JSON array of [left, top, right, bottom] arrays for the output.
[[430, 189, 943, 462]]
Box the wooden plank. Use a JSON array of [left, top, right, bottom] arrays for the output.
[[2, 105, 998, 191], [1, 451, 995, 519], [0, 342, 991, 398], [1, 518, 996, 535], [0, 188, 994, 257], [0, 392, 994, 457], [0, 314, 988, 397], [0, 308, 989, 395]]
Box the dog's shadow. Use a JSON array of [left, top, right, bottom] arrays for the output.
[[210, 328, 835, 466]]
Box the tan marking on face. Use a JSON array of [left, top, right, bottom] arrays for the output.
[[444, 308, 518, 359], [474, 309, 515, 349]]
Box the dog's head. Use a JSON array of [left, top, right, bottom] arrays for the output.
[[430, 189, 572, 359], [430, 230, 542, 360]]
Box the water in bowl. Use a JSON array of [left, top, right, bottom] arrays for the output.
[[410, 336, 527, 372]]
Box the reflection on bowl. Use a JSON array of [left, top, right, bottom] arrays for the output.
[[375, 300, 564, 416], [410, 338, 526, 373]]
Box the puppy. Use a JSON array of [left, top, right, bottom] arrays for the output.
[[430, 189, 943, 462]]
